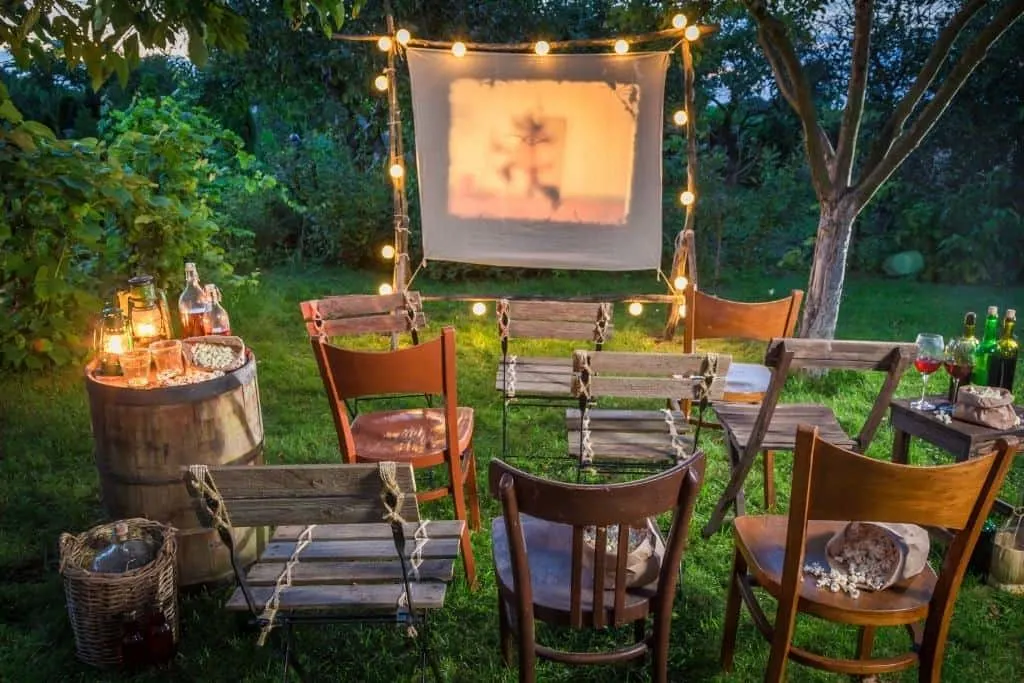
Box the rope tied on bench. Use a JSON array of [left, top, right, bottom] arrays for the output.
[[497, 299, 511, 341], [256, 524, 317, 646], [694, 352, 720, 403], [574, 351, 595, 465], [379, 461, 431, 637], [403, 291, 421, 330], [186, 464, 234, 534], [504, 355, 519, 399], [660, 409, 691, 464], [310, 300, 328, 341], [593, 303, 612, 345]]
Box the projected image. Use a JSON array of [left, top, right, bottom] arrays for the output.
[[448, 78, 639, 224]]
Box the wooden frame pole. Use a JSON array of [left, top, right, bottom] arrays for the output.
[[384, 6, 410, 296]]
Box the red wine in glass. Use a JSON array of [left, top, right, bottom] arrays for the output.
[[943, 361, 973, 382], [914, 358, 942, 374]]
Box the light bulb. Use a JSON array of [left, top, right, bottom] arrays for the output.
[[396, 29, 411, 46], [374, 74, 388, 91], [452, 42, 467, 58], [381, 244, 396, 260], [377, 36, 393, 52], [672, 14, 687, 29], [628, 302, 643, 316], [389, 163, 404, 179], [673, 109, 688, 126], [680, 190, 696, 206], [684, 25, 700, 41], [674, 275, 689, 291], [534, 41, 550, 56], [677, 303, 687, 317], [614, 39, 629, 55], [471, 302, 487, 316], [379, 283, 394, 296]]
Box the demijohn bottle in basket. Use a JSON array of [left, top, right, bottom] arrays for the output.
[[178, 262, 211, 338]]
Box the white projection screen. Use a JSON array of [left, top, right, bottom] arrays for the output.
[[406, 48, 669, 271]]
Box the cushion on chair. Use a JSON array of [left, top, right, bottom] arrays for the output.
[[351, 407, 474, 461], [724, 363, 772, 395]]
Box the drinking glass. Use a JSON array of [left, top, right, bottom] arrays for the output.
[[150, 339, 184, 381], [943, 338, 974, 403], [120, 349, 152, 388], [912, 333, 944, 410]]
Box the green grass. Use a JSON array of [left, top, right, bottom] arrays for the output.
[[1, 266, 1023, 682]]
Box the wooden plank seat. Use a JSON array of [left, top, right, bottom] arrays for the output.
[[566, 409, 694, 464], [711, 403, 857, 452]]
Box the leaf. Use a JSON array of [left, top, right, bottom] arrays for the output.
[[8, 129, 36, 151], [0, 99, 24, 124], [188, 27, 209, 67], [20, 120, 57, 139]]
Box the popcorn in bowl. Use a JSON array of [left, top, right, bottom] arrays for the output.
[[183, 336, 246, 373]]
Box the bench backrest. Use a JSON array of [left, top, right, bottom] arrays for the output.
[[299, 291, 426, 340], [497, 299, 614, 351]]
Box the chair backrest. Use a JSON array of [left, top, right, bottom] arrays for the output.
[[682, 285, 802, 351], [752, 337, 917, 452], [571, 350, 731, 404], [299, 291, 426, 341], [311, 326, 460, 462], [497, 299, 614, 353], [775, 426, 1017, 669], [489, 453, 705, 630]]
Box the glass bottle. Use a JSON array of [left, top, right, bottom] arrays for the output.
[[90, 522, 154, 573], [990, 309, 1018, 391], [120, 611, 148, 669], [971, 306, 1000, 386], [178, 262, 210, 338], [203, 284, 232, 336], [145, 608, 176, 666]]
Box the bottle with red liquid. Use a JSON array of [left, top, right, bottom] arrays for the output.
[[178, 262, 211, 338], [203, 284, 232, 336], [145, 608, 176, 667], [120, 611, 148, 670]]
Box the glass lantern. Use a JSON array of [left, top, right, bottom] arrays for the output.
[[95, 302, 133, 376], [126, 275, 172, 347]]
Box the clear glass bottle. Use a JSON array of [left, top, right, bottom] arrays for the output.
[[203, 284, 232, 336], [90, 522, 154, 573], [178, 262, 210, 338]]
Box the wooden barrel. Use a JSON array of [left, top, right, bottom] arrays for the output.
[[85, 353, 265, 586]]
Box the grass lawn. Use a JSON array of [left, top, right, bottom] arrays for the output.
[[1, 266, 1023, 682]]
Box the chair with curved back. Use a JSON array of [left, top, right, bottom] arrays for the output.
[[720, 424, 1017, 682], [310, 326, 480, 586], [489, 453, 705, 682]]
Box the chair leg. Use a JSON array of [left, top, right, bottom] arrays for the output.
[[720, 547, 745, 673], [497, 593, 513, 667], [446, 440, 477, 587], [762, 450, 776, 512], [729, 442, 746, 517], [464, 447, 482, 532], [652, 611, 671, 683]]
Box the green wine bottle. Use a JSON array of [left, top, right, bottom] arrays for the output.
[[972, 306, 1000, 386], [990, 309, 1018, 391]]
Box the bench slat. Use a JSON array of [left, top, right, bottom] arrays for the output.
[[260, 538, 461, 562], [225, 583, 449, 611], [272, 521, 464, 542], [246, 559, 456, 585]]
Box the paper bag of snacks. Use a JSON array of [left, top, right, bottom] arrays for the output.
[[954, 385, 1020, 430], [183, 336, 246, 373], [823, 522, 930, 592], [582, 518, 662, 589]]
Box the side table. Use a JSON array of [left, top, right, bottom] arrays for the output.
[[889, 397, 1023, 514]]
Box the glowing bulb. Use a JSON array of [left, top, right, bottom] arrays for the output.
[[674, 275, 689, 291], [389, 163, 404, 179], [534, 41, 550, 56], [396, 29, 411, 46], [677, 303, 687, 317], [684, 25, 700, 41], [377, 36, 393, 52], [381, 244, 396, 260], [673, 109, 689, 126], [471, 302, 487, 316], [379, 283, 394, 296], [680, 190, 696, 206], [452, 42, 467, 58], [628, 302, 643, 316], [614, 39, 629, 55], [374, 74, 388, 91], [672, 14, 688, 29]]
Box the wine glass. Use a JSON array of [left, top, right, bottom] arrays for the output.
[[912, 333, 945, 410], [944, 338, 974, 403]]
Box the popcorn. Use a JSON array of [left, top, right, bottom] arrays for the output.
[[190, 342, 239, 371], [804, 525, 899, 599]]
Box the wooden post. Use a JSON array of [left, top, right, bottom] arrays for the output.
[[384, 6, 410, 296], [663, 38, 699, 340]]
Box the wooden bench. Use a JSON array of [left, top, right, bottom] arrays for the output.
[[299, 291, 426, 342], [183, 461, 463, 678]]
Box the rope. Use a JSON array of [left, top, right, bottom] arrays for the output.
[[403, 290, 421, 330], [505, 355, 518, 399], [186, 464, 234, 535], [379, 461, 431, 636], [660, 409, 690, 464], [593, 303, 612, 345], [310, 301, 327, 341], [497, 299, 511, 341], [575, 351, 594, 465], [575, 351, 593, 402], [694, 352, 719, 403], [256, 525, 316, 646], [580, 409, 594, 466]]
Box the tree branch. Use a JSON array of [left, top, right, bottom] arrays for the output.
[[834, 0, 874, 188], [861, 0, 987, 176], [745, 0, 835, 199], [856, 0, 1024, 205], [755, 29, 800, 111]]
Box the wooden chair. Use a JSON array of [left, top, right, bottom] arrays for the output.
[[182, 461, 465, 680], [310, 326, 480, 586], [720, 425, 1017, 682], [703, 337, 917, 538], [489, 453, 705, 683], [496, 299, 614, 460], [566, 350, 730, 475]]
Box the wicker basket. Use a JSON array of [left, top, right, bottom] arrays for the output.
[[59, 518, 179, 668]]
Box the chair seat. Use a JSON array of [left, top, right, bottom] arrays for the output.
[[713, 403, 857, 451], [495, 356, 574, 397], [492, 514, 659, 626], [724, 363, 771, 395], [351, 407, 474, 462], [565, 408, 693, 463], [734, 516, 935, 625]]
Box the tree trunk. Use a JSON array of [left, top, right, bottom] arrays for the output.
[[798, 199, 861, 339]]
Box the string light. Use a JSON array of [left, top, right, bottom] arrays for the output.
[[471, 302, 487, 316], [677, 303, 687, 317], [614, 39, 629, 54], [628, 302, 643, 316], [674, 275, 688, 291], [672, 14, 688, 29], [396, 28, 411, 46], [684, 25, 700, 41], [377, 36, 392, 52], [680, 190, 696, 206], [452, 41, 467, 57], [673, 110, 688, 126], [534, 40, 550, 56], [381, 244, 396, 260], [374, 74, 389, 91], [379, 283, 394, 295], [389, 163, 404, 179]]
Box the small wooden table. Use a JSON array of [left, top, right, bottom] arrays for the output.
[[889, 396, 1024, 514]]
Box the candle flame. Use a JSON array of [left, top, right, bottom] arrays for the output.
[[104, 335, 126, 354]]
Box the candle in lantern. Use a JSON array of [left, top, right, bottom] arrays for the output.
[[96, 301, 133, 376]]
